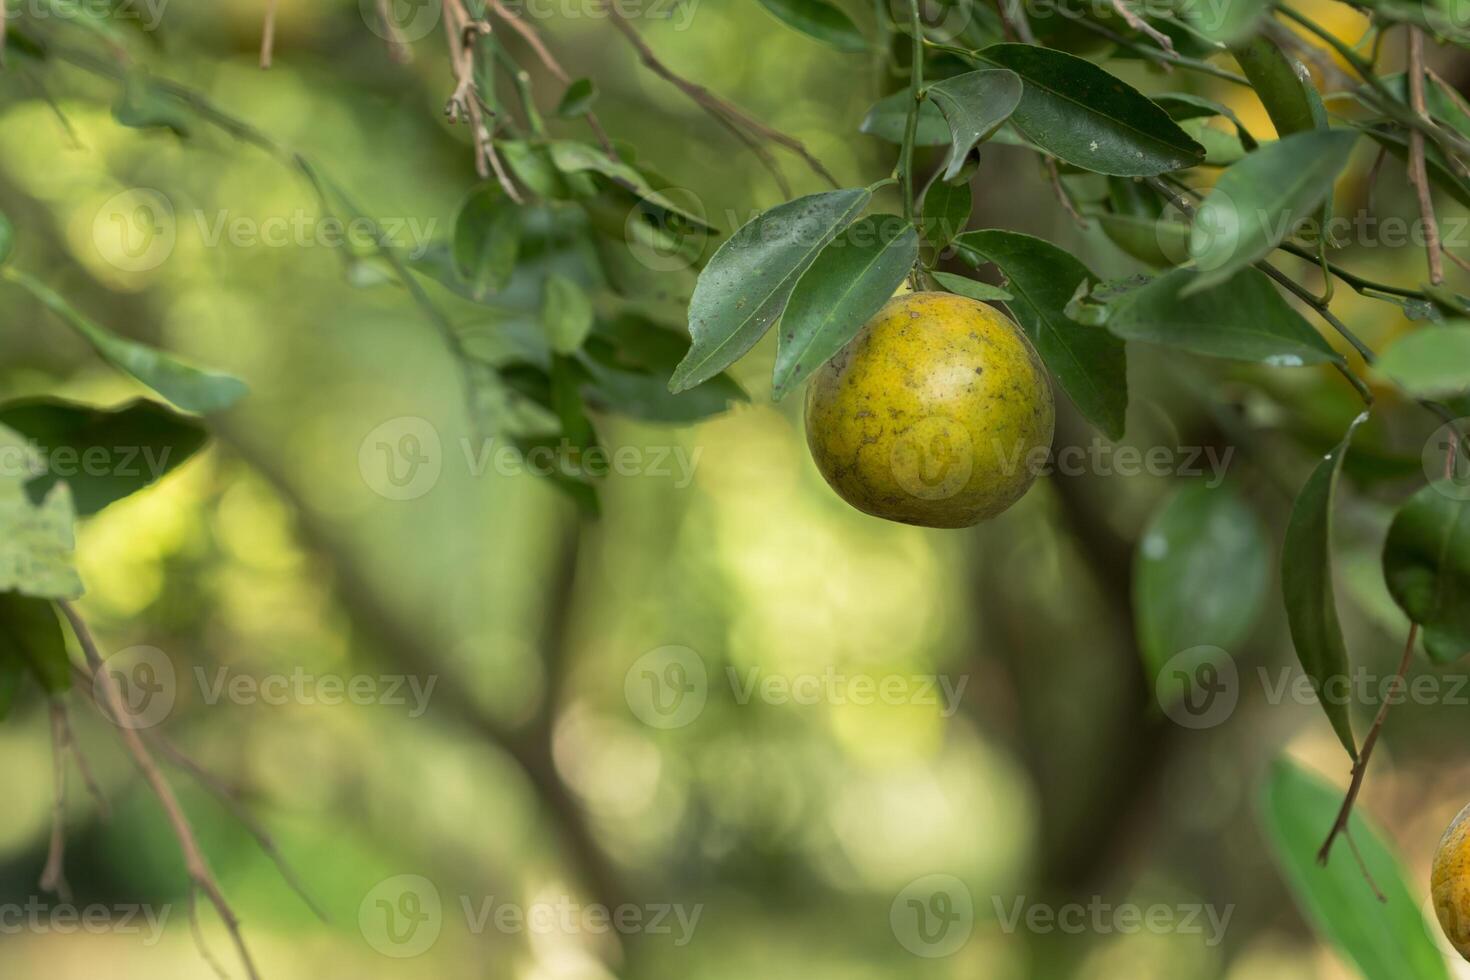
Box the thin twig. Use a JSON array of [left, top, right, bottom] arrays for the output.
[[1317, 624, 1419, 866], [604, 2, 839, 188], [1406, 27, 1444, 285], [1109, 0, 1177, 55], [483, 0, 617, 156], [40, 701, 72, 902], [1443, 244, 1470, 276], [441, 0, 523, 200], [1046, 156, 1087, 227], [59, 602, 261, 980], [260, 0, 279, 69], [1344, 829, 1386, 902]]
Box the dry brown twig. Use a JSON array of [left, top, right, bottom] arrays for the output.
[[1108, 0, 1176, 55], [441, 0, 523, 201], [483, 0, 617, 156], [260, 0, 279, 69], [602, 1, 838, 189], [59, 601, 261, 980], [1407, 27, 1445, 285], [41, 702, 73, 902]]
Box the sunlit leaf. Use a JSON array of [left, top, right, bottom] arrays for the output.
[[0, 424, 81, 601], [756, 0, 868, 52], [1260, 758, 1451, 980]]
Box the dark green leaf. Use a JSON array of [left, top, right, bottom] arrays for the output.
[[1281, 411, 1368, 758], [671, 187, 870, 392], [1155, 93, 1259, 149], [860, 91, 952, 146], [1095, 212, 1190, 267], [1383, 482, 1470, 663], [921, 179, 972, 252], [1104, 268, 1341, 365], [756, 0, 868, 52], [1376, 324, 1470, 397], [0, 646, 21, 720], [1232, 36, 1322, 138], [931, 271, 1011, 302], [452, 185, 521, 299], [546, 141, 715, 231], [925, 70, 1023, 180], [1260, 758, 1451, 980], [112, 77, 191, 137], [975, 44, 1205, 176], [1187, 0, 1267, 44], [582, 314, 747, 423], [0, 593, 69, 693], [13, 271, 246, 414], [955, 229, 1128, 438], [556, 78, 599, 118], [772, 214, 919, 400], [0, 423, 82, 600], [541, 274, 594, 354], [1134, 483, 1269, 680], [1188, 129, 1358, 293], [0, 212, 12, 264], [0, 398, 207, 516]]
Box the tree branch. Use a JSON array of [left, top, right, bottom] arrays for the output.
[[1406, 26, 1445, 285], [59, 602, 261, 980]]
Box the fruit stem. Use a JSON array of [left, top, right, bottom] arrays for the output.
[[899, 0, 924, 243]]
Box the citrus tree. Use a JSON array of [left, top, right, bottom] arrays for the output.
[[3, 0, 1470, 976]]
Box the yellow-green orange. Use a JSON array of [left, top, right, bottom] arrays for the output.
[[804, 291, 1054, 528], [1434, 802, 1470, 960]]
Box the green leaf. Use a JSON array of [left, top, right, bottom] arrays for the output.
[[1383, 482, 1470, 663], [955, 229, 1128, 438], [0, 424, 81, 601], [556, 78, 599, 118], [772, 214, 919, 400], [1104, 268, 1341, 365], [975, 44, 1205, 176], [0, 646, 22, 720], [1281, 411, 1368, 759], [1187, 0, 1267, 44], [931, 271, 1011, 302], [546, 141, 715, 231], [1155, 93, 1259, 149], [1260, 758, 1452, 980], [925, 70, 1023, 181], [1188, 129, 1358, 293], [0, 212, 13, 265], [0, 593, 69, 694], [860, 92, 950, 146], [756, 0, 868, 52], [452, 185, 521, 300], [9, 270, 247, 414], [1376, 324, 1470, 397], [1134, 483, 1269, 681], [921, 180, 972, 252], [112, 77, 191, 138], [670, 187, 871, 392], [1095, 212, 1190, 267], [582, 315, 747, 423], [1232, 36, 1323, 138], [541, 274, 595, 355], [0, 398, 208, 517]]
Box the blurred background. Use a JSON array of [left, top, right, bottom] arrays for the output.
[[1, 0, 1468, 976]]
